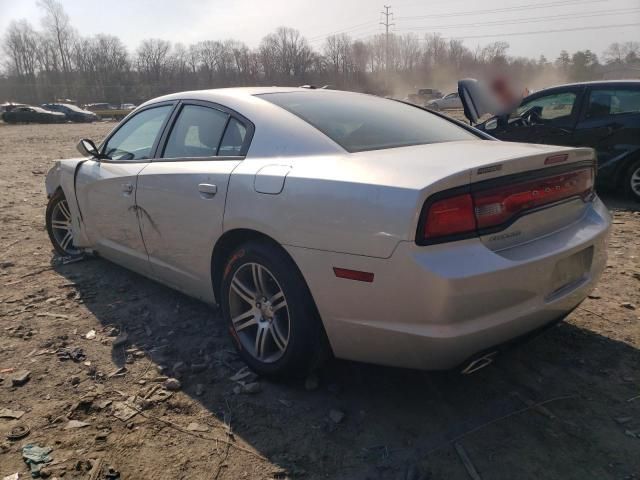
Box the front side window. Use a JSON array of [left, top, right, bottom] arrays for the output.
[[516, 92, 577, 121], [261, 91, 477, 153], [103, 105, 172, 161], [163, 105, 229, 158], [587, 89, 640, 118]]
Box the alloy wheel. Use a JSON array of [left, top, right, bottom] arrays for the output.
[[631, 166, 640, 197], [228, 262, 290, 363], [50, 198, 80, 256]]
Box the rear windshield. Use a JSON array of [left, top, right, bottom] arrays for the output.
[[260, 91, 477, 153]]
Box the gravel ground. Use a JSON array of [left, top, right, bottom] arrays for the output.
[[0, 121, 639, 480]]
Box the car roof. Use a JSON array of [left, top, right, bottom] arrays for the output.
[[533, 79, 640, 93]]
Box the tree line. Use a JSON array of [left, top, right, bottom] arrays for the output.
[[1, 0, 639, 106]]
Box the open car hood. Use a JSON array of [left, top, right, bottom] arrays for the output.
[[458, 78, 506, 124]]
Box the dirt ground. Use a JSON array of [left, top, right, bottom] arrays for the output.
[[1, 121, 639, 480]]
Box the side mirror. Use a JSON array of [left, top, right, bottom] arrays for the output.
[[77, 139, 101, 158]]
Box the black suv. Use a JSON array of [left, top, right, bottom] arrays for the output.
[[459, 80, 640, 201]]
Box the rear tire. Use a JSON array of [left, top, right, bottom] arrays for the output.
[[220, 240, 328, 379], [623, 159, 640, 202], [46, 189, 82, 257]]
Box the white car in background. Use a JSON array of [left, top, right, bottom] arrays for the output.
[[426, 92, 464, 110], [45, 87, 610, 378]]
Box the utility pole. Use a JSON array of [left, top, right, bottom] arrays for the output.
[[380, 5, 394, 75]]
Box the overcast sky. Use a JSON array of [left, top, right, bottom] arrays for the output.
[[0, 0, 638, 60]]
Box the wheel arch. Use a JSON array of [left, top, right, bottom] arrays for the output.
[[614, 150, 640, 189], [211, 228, 299, 302]]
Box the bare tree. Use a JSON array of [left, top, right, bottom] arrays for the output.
[[38, 0, 75, 95]]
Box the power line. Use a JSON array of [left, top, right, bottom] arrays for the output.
[[430, 22, 640, 41], [394, 7, 640, 31], [394, 0, 605, 20]]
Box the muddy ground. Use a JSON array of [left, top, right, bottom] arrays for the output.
[[0, 120, 639, 480]]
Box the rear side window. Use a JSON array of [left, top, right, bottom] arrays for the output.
[[587, 89, 640, 118], [164, 105, 229, 158], [260, 91, 477, 153], [218, 118, 247, 156]]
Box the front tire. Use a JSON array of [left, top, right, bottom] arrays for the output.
[[46, 190, 82, 257], [624, 159, 640, 202], [220, 241, 328, 378]]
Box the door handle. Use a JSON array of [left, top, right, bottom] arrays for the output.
[[198, 183, 217, 197], [122, 183, 134, 194]]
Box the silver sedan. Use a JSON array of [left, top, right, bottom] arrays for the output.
[[45, 87, 610, 377]]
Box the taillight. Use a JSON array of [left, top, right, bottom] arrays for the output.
[[418, 166, 594, 244], [423, 193, 476, 239]]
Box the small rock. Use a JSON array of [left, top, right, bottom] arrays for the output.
[[304, 373, 319, 391], [85, 329, 96, 340], [164, 378, 181, 391], [190, 362, 207, 373], [621, 302, 636, 310], [615, 416, 633, 425], [329, 409, 345, 424], [11, 370, 31, 387], [186, 422, 209, 432], [588, 294, 601, 299], [95, 432, 109, 441], [70, 375, 81, 386]]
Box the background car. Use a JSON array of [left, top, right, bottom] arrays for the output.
[[407, 87, 443, 106], [45, 87, 609, 378], [426, 92, 463, 111], [459, 79, 640, 201], [2, 105, 65, 123], [42, 103, 99, 123]]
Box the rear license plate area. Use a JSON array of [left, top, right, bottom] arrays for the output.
[[547, 246, 593, 300]]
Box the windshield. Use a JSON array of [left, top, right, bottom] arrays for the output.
[[260, 91, 477, 153], [61, 104, 85, 112]]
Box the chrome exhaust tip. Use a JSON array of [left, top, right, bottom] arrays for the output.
[[461, 351, 498, 375]]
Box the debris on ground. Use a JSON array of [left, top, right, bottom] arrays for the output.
[[2, 473, 20, 480], [7, 425, 30, 441], [112, 332, 129, 347], [63, 420, 91, 429], [22, 444, 53, 478], [186, 422, 209, 432], [229, 366, 252, 382], [56, 347, 86, 362], [454, 442, 482, 480], [163, 378, 181, 391], [11, 370, 31, 387], [85, 329, 96, 340], [111, 402, 138, 422], [0, 408, 26, 419], [304, 373, 319, 391], [329, 409, 345, 424], [233, 382, 262, 395]]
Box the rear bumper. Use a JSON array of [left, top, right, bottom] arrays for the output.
[[286, 197, 610, 370]]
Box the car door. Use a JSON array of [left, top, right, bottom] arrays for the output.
[[135, 101, 253, 302], [498, 88, 583, 145], [442, 93, 457, 109], [75, 103, 175, 275], [572, 85, 640, 182]]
